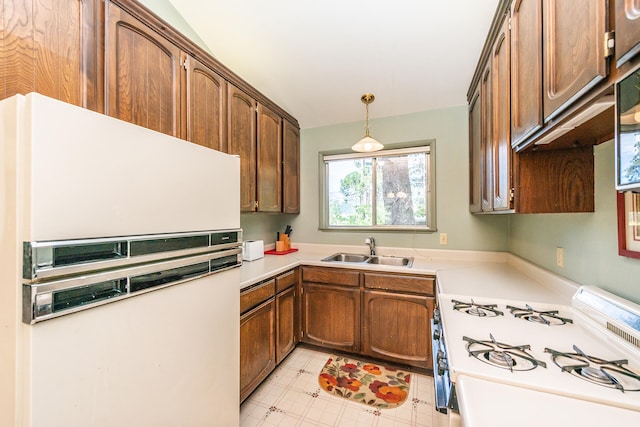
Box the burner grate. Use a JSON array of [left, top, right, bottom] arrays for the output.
[[506, 304, 573, 326], [452, 299, 504, 317], [463, 334, 546, 372], [545, 345, 640, 392]]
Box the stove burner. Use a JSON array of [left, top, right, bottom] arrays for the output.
[[463, 334, 546, 372], [506, 304, 573, 326], [545, 345, 640, 392], [452, 299, 504, 317]]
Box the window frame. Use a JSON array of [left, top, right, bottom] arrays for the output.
[[319, 141, 436, 232]]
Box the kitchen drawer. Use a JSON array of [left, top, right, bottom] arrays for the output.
[[240, 279, 275, 314], [302, 266, 360, 287], [363, 272, 435, 295], [275, 268, 297, 293]]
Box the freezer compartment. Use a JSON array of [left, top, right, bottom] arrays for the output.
[[23, 248, 242, 324], [23, 229, 242, 281]]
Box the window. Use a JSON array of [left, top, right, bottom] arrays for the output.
[[320, 143, 435, 231]]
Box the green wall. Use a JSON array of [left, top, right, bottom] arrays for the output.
[[509, 140, 640, 304], [284, 106, 509, 251]]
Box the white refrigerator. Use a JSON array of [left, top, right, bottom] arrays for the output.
[[0, 93, 241, 426]]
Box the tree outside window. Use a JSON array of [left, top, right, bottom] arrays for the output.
[[322, 144, 434, 231]]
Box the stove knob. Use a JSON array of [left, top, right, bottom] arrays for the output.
[[437, 350, 444, 362], [433, 328, 441, 340], [437, 359, 447, 376], [433, 309, 441, 324]]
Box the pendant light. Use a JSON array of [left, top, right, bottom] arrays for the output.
[[352, 93, 384, 152]]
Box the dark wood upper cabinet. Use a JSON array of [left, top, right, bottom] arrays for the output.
[[257, 104, 282, 212], [106, 1, 182, 137], [184, 55, 228, 152], [542, 0, 608, 121], [480, 64, 494, 212], [492, 18, 512, 211], [227, 84, 257, 212], [0, 0, 102, 111], [615, 0, 640, 68], [510, 0, 543, 147], [282, 120, 301, 214], [469, 89, 482, 213]]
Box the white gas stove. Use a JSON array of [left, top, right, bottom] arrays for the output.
[[433, 286, 640, 425]]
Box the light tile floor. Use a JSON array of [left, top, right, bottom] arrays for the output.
[[240, 347, 445, 427]]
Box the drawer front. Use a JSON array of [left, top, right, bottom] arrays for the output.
[[363, 272, 435, 295], [275, 268, 297, 293], [302, 266, 360, 287], [240, 279, 275, 314]]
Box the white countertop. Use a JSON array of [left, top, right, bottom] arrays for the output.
[[239, 243, 579, 305]]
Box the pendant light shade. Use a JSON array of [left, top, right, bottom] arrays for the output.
[[352, 93, 384, 152]]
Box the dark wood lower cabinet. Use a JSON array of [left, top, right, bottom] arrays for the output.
[[276, 285, 297, 364], [301, 282, 360, 353], [362, 290, 434, 369], [240, 298, 276, 403]]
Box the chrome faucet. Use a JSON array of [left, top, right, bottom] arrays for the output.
[[365, 236, 376, 256]]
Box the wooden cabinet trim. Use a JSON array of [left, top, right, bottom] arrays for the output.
[[240, 279, 275, 314]]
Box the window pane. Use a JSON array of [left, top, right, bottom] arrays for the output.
[[375, 153, 427, 225], [327, 158, 373, 226]]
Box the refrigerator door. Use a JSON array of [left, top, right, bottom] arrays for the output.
[[21, 93, 240, 241]]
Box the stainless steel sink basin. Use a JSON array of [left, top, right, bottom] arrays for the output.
[[321, 252, 413, 268], [368, 255, 414, 267], [321, 253, 370, 263]]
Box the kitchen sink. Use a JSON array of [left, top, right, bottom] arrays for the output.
[[368, 255, 414, 267], [321, 252, 413, 268], [321, 253, 371, 263]]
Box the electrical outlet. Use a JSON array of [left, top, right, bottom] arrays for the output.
[[439, 233, 448, 245], [556, 247, 564, 268]]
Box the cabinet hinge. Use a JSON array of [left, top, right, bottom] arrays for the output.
[[254, 201, 259, 210], [181, 58, 188, 71], [604, 31, 615, 58], [509, 188, 515, 202]]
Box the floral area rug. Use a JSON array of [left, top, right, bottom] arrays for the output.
[[318, 354, 411, 409]]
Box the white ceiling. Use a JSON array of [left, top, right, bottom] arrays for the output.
[[169, 0, 500, 129]]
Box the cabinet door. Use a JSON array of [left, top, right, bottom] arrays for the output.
[[228, 84, 257, 212], [480, 63, 494, 212], [615, 0, 640, 67], [511, 0, 543, 147], [1, 0, 101, 110], [283, 120, 301, 214], [106, 2, 181, 137], [492, 17, 512, 211], [469, 88, 482, 213], [257, 104, 282, 212], [362, 290, 434, 369], [240, 298, 276, 403], [276, 286, 297, 364], [301, 282, 360, 353], [185, 55, 227, 152], [543, 0, 607, 121]]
